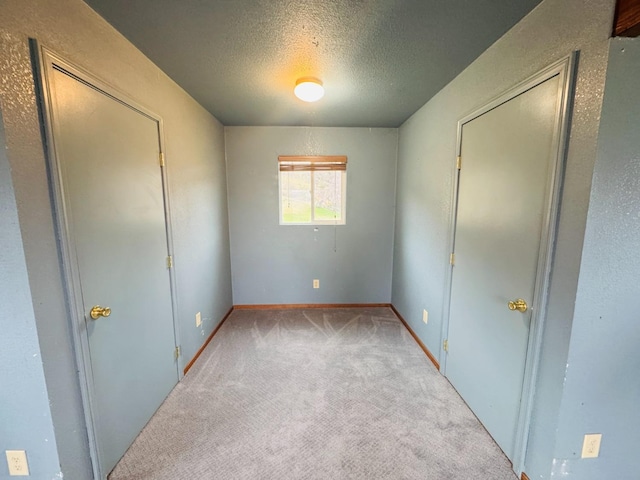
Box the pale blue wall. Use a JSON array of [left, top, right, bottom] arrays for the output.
[[0, 109, 61, 478], [226, 127, 397, 305], [0, 0, 232, 477], [391, 0, 615, 478], [169, 101, 233, 370], [549, 37, 640, 479]]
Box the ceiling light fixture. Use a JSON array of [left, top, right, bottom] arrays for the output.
[[294, 77, 324, 102]]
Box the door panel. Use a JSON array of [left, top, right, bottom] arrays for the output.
[[446, 75, 561, 459], [48, 67, 178, 476]]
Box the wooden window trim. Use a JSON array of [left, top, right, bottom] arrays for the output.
[[278, 155, 347, 172]]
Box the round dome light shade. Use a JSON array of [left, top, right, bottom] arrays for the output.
[[294, 78, 325, 102]]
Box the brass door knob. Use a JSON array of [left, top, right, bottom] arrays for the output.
[[508, 299, 528, 313], [90, 305, 111, 320]]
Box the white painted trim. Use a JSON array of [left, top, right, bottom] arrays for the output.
[[440, 53, 578, 477]]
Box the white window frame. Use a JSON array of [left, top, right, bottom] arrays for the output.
[[278, 155, 347, 226]]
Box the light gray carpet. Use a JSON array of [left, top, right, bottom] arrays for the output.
[[109, 307, 517, 479]]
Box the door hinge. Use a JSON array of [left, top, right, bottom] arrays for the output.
[[159, 152, 165, 167], [167, 255, 173, 268], [456, 156, 462, 170], [450, 253, 455, 266], [443, 339, 449, 353], [174, 346, 181, 360]]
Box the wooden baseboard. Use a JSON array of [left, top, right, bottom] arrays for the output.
[[185, 304, 441, 374], [183, 306, 234, 375], [233, 303, 392, 310], [521, 473, 530, 480], [390, 304, 440, 371]]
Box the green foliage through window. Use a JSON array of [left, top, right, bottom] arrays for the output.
[[278, 157, 346, 225]]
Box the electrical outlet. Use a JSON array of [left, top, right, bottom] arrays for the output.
[[195, 312, 202, 327], [581, 433, 602, 458], [422, 309, 429, 324], [313, 279, 320, 289], [6, 450, 29, 476]]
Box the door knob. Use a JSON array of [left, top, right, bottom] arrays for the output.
[[508, 299, 528, 313], [90, 305, 111, 320]]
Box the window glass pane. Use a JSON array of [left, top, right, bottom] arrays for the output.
[[281, 171, 312, 223], [313, 170, 342, 221]]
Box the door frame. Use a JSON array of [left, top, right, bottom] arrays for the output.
[[31, 42, 182, 479], [439, 53, 577, 475]]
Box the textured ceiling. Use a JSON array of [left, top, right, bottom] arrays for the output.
[[83, 0, 542, 127]]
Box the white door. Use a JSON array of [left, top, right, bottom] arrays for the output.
[[446, 73, 564, 460], [42, 53, 179, 477]]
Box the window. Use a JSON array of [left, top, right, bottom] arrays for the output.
[[278, 155, 347, 225]]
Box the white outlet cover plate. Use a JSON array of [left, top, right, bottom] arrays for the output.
[[195, 312, 202, 327], [581, 433, 602, 458], [6, 450, 29, 476], [422, 309, 428, 324]]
